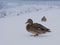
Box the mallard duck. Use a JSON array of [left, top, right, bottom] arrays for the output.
[[25, 19, 51, 36], [41, 16, 47, 22]]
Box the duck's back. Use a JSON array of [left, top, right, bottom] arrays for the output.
[[33, 23, 50, 31]]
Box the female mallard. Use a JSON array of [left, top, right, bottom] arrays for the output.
[[41, 16, 47, 22], [25, 19, 51, 36]]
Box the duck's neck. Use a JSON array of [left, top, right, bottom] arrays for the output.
[[26, 23, 33, 30], [29, 22, 33, 25]]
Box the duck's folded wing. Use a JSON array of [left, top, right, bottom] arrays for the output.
[[30, 26, 43, 34], [33, 23, 50, 30]]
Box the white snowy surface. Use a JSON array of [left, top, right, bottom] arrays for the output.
[[0, 3, 60, 45]]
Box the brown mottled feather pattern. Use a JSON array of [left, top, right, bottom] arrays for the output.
[[26, 19, 51, 35]]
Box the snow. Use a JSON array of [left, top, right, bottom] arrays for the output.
[[0, 1, 60, 45]]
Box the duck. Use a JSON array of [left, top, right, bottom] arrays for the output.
[[41, 16, 47, 22], [25, 19, 51, 36]]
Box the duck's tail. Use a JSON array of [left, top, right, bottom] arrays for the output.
[[46, 29, 51, 32]]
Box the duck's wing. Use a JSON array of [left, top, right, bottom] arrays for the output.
[[33, 23, 50, 30], [30, 26, 44, 34]]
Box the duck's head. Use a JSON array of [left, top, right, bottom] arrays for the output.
[[25, 19, 33, 25]]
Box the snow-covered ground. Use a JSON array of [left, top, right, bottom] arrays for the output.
[[0, 1, 60, 45]]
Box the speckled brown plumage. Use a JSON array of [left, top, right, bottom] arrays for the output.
[[25, 19, 51, 36], [41, 16, 47, 22]]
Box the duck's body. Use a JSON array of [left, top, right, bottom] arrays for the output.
[[41, 16, 47, 22], [26, 19, 51, 36]]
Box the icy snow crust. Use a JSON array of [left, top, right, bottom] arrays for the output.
[[0, 1, 60, 45]]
